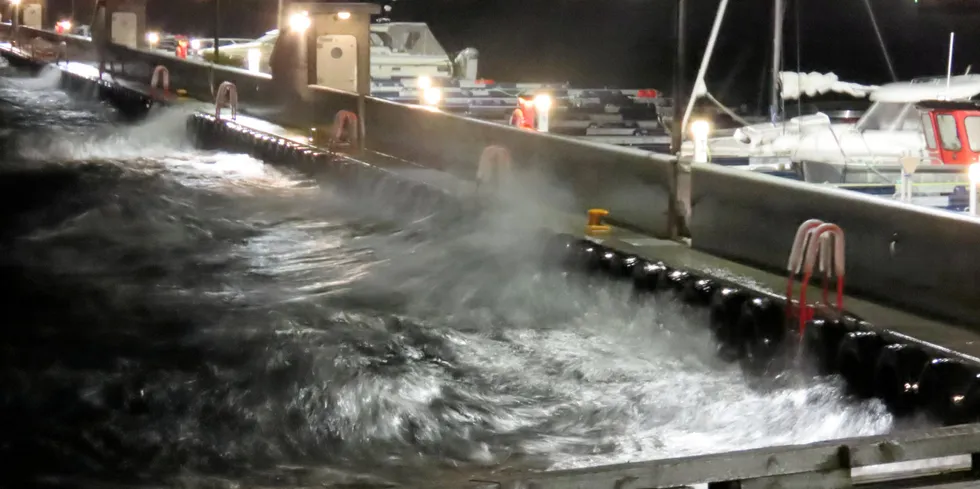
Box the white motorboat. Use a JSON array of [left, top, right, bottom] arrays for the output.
[[208, 22, 473, 81], [794, 75, 980, 186], [679, 74, 980, 188]]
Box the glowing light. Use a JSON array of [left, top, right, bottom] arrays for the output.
[[533, 93, 552, 111], [246, 48, 261, 73], [690, 119, 711, 140], [146, 31, 160, 46], [417, 75, 432, 90], [422, 86, 441, 106], [336, 11, 351, 20], [190, 38, 201, 50], [57, 20, 71, 31], [970, 163, 980, 216], [10, 0, 20, 6], [691, 119, 711, 164], [970, 163, 980, 184], [289, 11, 311, 33]]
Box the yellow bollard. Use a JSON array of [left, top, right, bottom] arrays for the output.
[[585, 208, 611, 236]]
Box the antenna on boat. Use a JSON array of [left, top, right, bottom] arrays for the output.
[[945, 32, 955, 99]]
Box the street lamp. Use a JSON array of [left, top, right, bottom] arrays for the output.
[[690, 119, 711, 163], [533, 93, 552, 132], [422, 86, 441, 106], [289, 10, 311, 33], [968, 163, 980, 215]]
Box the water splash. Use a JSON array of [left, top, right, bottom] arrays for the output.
[[0, 64, 911, 488]]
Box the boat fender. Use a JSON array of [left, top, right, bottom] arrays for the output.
[[185, 114, 199, 141], [286, 144, 300, 166], [263, 138, 278, 159], [836, 331, 886, 398], [873, 343, 930, 416], [665, 269, 692, 292], [680, 277, 717, 306], [598, 249, 637, 278], [632, 260, 667, 291], [271, 139, 285, 160], [800, 317, 851, 375], [298, 149, 314, 168], [252, 135, 267, 158], [236, 128, 251, 153], [237, 128, 251, 149], [576, 241, 605, 272], [543, 233, 580, 267], [309, 150, 328, 169], [249, 135, 263, 156], [916, 358, 980, 425], [740, 297, 786, 368], [709, 287, 750, 352]]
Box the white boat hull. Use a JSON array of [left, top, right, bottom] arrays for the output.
[[799, 161, 969, 194]]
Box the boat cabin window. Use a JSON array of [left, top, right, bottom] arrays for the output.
[[936, 114, 962, 151], [856, 102, 920, 132], [370, 32, 393, 49], [965, 116, 980, 152], [921, 114, 937, 150]]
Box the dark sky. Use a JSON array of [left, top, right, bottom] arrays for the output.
[[49, 0, 980, 104]]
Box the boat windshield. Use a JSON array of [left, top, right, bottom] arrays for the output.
[[376, 24, 447, 56], [921, 113, 937, 150], [370, 32, 393, 49], [856, 102, 921, 132], [936, 114, 962, 151], [966, 116, 980, 152]]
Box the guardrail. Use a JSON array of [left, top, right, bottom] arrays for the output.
[[497, 424, 980, 489]]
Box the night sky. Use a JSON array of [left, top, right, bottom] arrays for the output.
[[45, 0, 980, 105]]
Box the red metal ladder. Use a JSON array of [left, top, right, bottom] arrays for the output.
[[784, 219, 847, 341]]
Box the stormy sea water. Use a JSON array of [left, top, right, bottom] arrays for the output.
[[0, 64, 906, 489]]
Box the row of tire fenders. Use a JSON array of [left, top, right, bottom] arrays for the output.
[[183, 75, 456, 214], [548, 218, 980, 426], [60, 62, 980, 427]]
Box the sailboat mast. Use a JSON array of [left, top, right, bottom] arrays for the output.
[[770, 0, 784, 123]]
